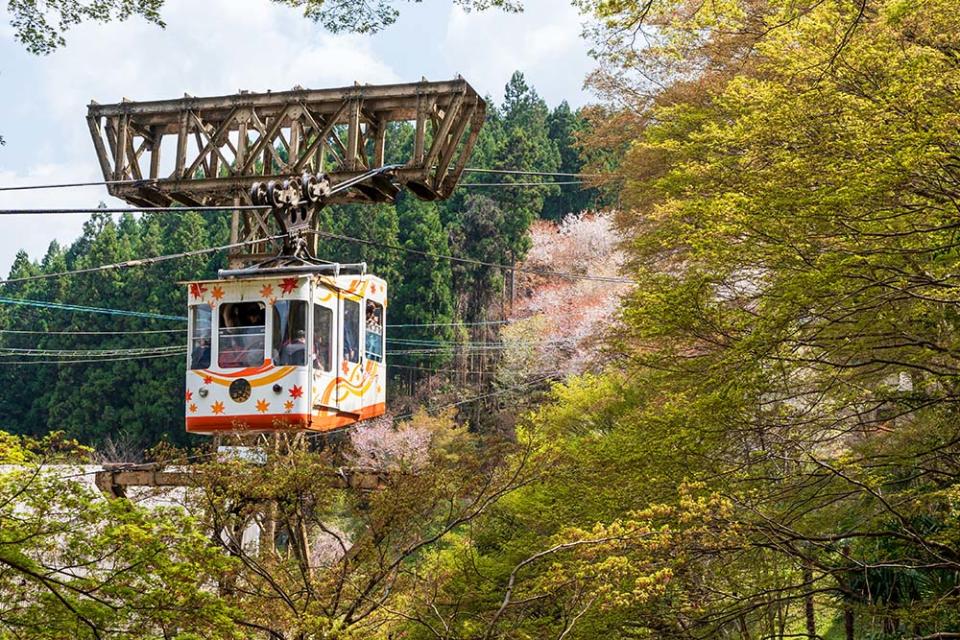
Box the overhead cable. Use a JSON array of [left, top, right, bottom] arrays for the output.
[[0, 351, 185, 365], [464, 168, 601, 178], [0, 205, 268, 215], [0, 167, 600, 194], [310, 229, 637, 285], [0, 178, 152, 192], [0, 297, 186, 322], [0, 234, 288, 286], [459, 181, 584, 188], [0, 328, 185, 335]]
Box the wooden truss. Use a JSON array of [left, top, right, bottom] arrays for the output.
[[87, 78, 486, 263], [95, 462, 389, 499]]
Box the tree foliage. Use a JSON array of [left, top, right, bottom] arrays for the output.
[[428, 0, 960, 638], [0, 76, 597, 446], [5, 0, 523, 54]]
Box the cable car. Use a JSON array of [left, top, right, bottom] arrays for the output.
[[184, 264, 386, 434]]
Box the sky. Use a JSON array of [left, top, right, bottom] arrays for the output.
[[0, 0, 597, 276]]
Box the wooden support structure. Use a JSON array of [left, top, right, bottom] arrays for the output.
[[94, 462, 390, 499], [87, 78, 486, 264]]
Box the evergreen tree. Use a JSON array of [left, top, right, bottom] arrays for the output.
[[542, 101, 598, 219], [392, 196, 456, 370]]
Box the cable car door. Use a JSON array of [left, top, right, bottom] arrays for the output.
[[310, 281, 339, 415], [337, 290, 365, 416]]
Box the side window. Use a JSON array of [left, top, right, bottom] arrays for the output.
[[189, 305, 211, 370], [343, 298, 360, 363], [218, 302, 265, 369], [272, 301, 307, 366], [313, 305, 333, 372], [365, 300, 384, 363]]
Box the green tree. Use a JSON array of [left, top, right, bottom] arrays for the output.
[[541, 101, 598, 219], [0, 431, 239, 638], [392, 196, 457, 370], [7, 0, 524, 54]]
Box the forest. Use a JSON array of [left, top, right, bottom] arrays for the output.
[[2, 0, 960, 639], [0, 70, 601, 447]]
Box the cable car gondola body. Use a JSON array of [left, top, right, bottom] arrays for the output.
[[184, 270, 386, 434]]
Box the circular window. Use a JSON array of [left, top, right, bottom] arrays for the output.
[[229, 378, 252, 403]]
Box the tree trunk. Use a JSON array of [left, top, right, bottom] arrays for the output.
[[804, 566, 816, 638]]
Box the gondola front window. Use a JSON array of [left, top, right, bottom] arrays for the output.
[[272, 301, 308, 365], [190, 305, 211, 370], [218, 302, 266, 369]]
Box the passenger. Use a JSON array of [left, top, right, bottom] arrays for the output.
[[313, 337, 330, 371], [365, 305, 383, 362], [191, 336, 211, 369], [279, 329, 307, 366]]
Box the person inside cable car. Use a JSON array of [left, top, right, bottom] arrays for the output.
[[191, 335, 211, 370], [279, 329, 307, 366], [219, 302, 266, 368], [365, 301, 383, 363]]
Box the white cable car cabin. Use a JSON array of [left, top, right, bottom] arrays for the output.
[[184, 265, 386, 434]]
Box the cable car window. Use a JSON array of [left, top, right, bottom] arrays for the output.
[[218, 302, 265, 369], [365, 300, 384, 363], [313, 305, 333, 372], [343, 298, 360, 363], [189, 305, 211, 370], [272, 301, 308, 366]]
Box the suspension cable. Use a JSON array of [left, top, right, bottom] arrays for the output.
[[459, 181, 584, 188], [309, 229, 637, 285], [0, 205, 268, 215], [0, 297, 186, 322], [0, 351, 186, 365], [0, 168, 602, 194], [0, 234, 288, 286]]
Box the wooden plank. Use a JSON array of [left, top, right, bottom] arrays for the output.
[[373, 115, 387, 167], [86, 115, 113, 181], [239, 105, 291, 174], [345, 98, 360, 171], [115, 113, 130, 181], [445, 107, 486, 194], [175, 109, 189, 178], [423, 92, 464, 172], [434, 99, 477, 190], [87, 79, 476, 117], [149, 126, 162, 180], [293, 103, 347, 172], [413, 94, 428, 165], [126, 134, 144, 181]]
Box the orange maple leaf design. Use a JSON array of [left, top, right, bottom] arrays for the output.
[[203, 375, 213, 385], [211, 401, 225, 415], [185, 389, 193, 401], [211, 285, 225, 301], [283, 400, 295, 412], [256, 399, 270, 414], [188, 403, 198, 413], [259, 284, 274, 299], [370, 283, 377, 294], [189, 283, 208, 299], [279, 277, 298, 295], [289, 385, 304, 399], [342, 360, 350, 375]]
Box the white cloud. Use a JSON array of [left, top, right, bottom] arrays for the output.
[[0, 0, 596, 276], [442, 0, 593, 105], [0, 163, 127, 273], [0, 0, 403, 275]]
